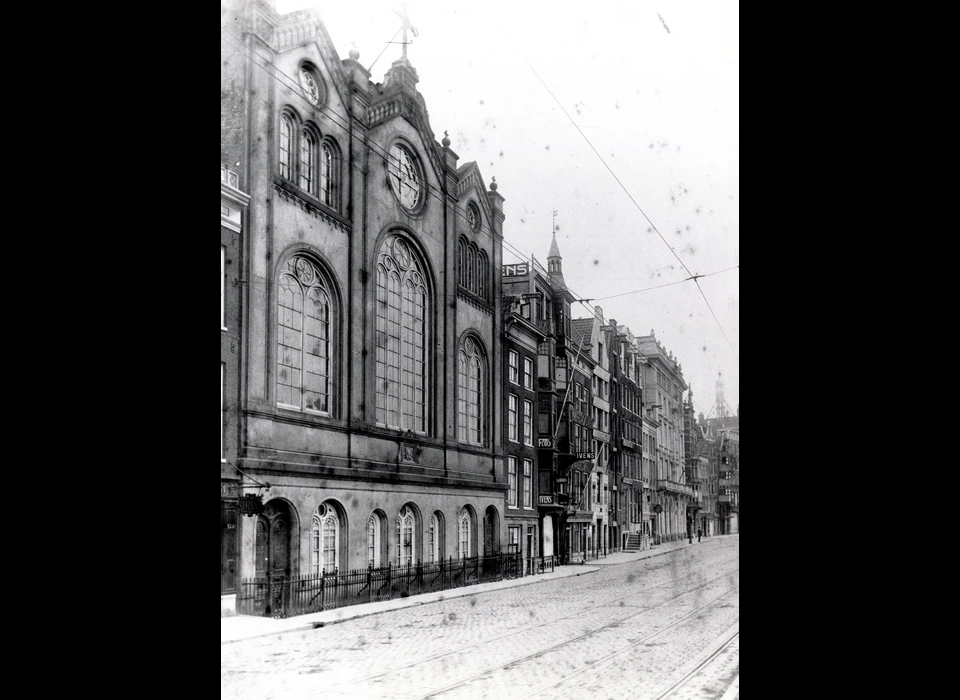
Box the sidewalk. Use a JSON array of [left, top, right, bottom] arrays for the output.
[[221, 536, 713, 644]]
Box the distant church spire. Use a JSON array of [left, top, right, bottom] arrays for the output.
[[548, 233, 562, 271], [547, 236, 568, 294], [548, 209, 562, 274]]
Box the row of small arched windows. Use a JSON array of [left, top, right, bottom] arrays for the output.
[[458, 237, 489, 301], [310, 503, 480, 574], [279, 107, 341, 211]]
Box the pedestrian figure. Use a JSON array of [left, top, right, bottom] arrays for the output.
[[697, 528, 703, 542]]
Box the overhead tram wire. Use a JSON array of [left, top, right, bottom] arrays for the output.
[[226, 25, 718, 312], [224, 33, 679, 296], [522, 59, 695, 281], [226, 33, 738, 442], [503, 231, 734, 371], [594, 266, 739, 302], [694, 279, 740, 362], [520, 56, 738, 364], [225, 34, 737, 351]]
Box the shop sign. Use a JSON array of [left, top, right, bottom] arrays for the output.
[[239, 494, 265, 517], [502, 263, 530, 277]]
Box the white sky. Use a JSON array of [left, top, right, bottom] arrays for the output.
[[274, 0, 740, 418]]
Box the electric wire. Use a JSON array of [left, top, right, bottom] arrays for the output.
[[519, 57, 738, 364], [223, 30, 735, 317], [594, 265, 739, 302], [522, 59, 695, 280], [222, 31, 735, 384]]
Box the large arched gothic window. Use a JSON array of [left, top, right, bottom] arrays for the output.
[[277, 255, 333, 414], [457, 337, 485, 445], [312, 503, 339, 575], [375, 235, 428, 433], [397, 505, 416, 568]]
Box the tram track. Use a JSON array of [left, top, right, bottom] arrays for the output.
[[412, 575, 739, 700], [319, 553, 739, 694], [652, 627, 739, 700]]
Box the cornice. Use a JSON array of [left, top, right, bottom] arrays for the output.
[[457, 288, 494, 315], [272, 180, 351, 233]]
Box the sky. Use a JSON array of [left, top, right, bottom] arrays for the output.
[[273, 0, 740, 418]]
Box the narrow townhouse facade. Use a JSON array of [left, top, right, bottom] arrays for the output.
[[222, 164, 250, 616], [641, 412, 659, 545], [711, 414, 739, 535], [683, 389, 707, 537], [502, 255, 562, 561], [563, 325, 597, 562], [685, 398, 720, 538], [575, 311, 612, 558], [503, 294, 546, 571], [636, 333, 692, 543], [605, 322, 645, 552], [547, 236, 595, 564]]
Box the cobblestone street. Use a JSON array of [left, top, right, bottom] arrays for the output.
[[221, 536, 739, 700]]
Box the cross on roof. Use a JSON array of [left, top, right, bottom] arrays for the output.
[[395, 5, 419, 59]]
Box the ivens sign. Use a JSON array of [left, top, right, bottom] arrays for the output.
[[502, 263, 530, 277]]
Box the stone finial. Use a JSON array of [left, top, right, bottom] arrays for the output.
[[349, 46, 360, 61], [442, 130, 451, 148], [490, 176, 498, 191]]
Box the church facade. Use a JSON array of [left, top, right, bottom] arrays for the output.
[[221, 0, 505, 613]]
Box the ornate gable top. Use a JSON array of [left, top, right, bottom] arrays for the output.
[[273, 10, 349, 108]]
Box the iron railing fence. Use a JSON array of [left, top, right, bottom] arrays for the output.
[[238, 553, 539, 618]]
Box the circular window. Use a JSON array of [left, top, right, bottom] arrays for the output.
[[299, 66, 323, 105], [467, 202, 480, 231], [389, 143, 424, 210]]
